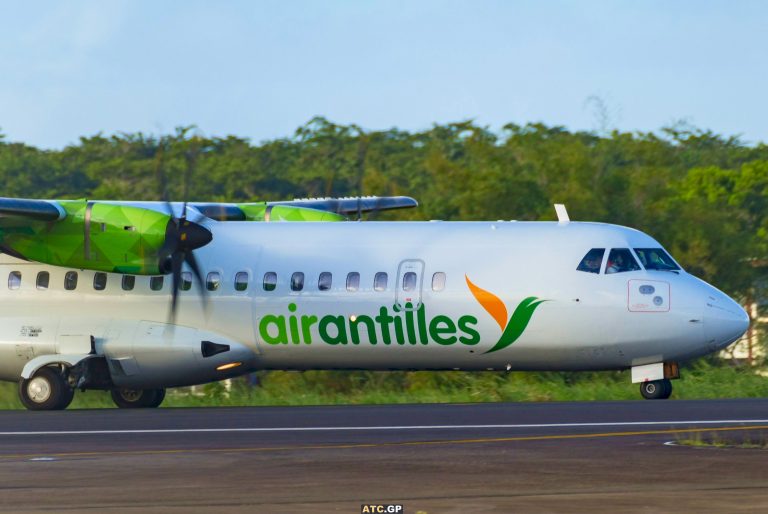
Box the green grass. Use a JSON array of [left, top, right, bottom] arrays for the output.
[[2, 361, 767, 410], [675, 430, 768, 449]]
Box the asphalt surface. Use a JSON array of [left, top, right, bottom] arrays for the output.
[[0, 400, 767, 513]]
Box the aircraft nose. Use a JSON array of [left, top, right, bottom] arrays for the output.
[[704, 292, 750, 351]]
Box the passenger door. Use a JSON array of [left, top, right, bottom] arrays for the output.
[[395, 259, 424, 311]]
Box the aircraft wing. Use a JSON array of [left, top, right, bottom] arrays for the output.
[[270, 196, 418, 215], [0, 197, 65, 221], [191, 196, 418, 221]]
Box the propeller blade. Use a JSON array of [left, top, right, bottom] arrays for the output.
[[184, 250, 208, 310], [182, 142, 196, 219], [154, 133, 211, 325], [158, 219, 178, 273], [153, 140, 175, 218], [168, 251, 184, 323], [155, 142, 168, 201]]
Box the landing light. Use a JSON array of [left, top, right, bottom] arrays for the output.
[[350, 315, 357, 322], [216, 362, 242, 372]]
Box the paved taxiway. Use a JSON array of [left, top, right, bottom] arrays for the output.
[[0, 399, 767, 513]]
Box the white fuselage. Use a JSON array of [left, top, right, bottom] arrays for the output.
[[0, 221, 749, 388]]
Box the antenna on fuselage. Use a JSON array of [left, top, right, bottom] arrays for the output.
[[554, 204, 570, 224]]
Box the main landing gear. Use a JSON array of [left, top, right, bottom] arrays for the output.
[[18, 364, 167, 410], [639, 379, 672, 400], [18, 367, 74, 411], [110, 388, 166, 409]]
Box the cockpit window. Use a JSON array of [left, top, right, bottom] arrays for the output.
[[576, 248, 605, 274], [634, 248, 681, 271], [606, 248, 641, 274]]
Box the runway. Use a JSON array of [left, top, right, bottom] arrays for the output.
[[1, 400, 767, 513]]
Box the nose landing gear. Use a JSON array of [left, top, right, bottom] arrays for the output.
[[632, 362, 678, 400], [640, 379, 672, 400]]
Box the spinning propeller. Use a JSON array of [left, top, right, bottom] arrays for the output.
[[155, 137, 213, 323], [158, 202, 212, 320]]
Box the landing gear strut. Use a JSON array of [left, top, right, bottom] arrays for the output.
[[110, 388, 166, 408], [19, 367, 75, 411], [640, 379, 672, 400]]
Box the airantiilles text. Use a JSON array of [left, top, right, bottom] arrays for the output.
[[259, 302, 480, 346]]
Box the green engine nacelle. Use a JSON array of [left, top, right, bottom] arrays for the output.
[[0, 201, 170, 275], [0, 200, 347, 275]]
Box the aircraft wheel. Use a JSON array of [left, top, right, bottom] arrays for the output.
[[640, 379, 672, 400], [146, 388, 166, 408], [661, 379, 673, 399], [111, 388, 166, 408], [19, 367, 74, 411]]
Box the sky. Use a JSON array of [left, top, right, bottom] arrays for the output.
[[0, 0, 766, 149]]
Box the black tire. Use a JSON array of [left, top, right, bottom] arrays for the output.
[[640, 379, 672, 400], [146, 388, 166, 408], [111, 388, 166, 408], [660, 379, 673, 399], [19, 367, 74, 411]]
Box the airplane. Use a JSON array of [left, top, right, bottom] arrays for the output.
[[0, 195, 749, 410]]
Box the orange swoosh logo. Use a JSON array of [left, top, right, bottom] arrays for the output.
[[465, 275, 508, 331]]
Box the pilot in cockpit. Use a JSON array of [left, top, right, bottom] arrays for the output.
[[606, 254, 626, 274], [583, 255, 602, 273]]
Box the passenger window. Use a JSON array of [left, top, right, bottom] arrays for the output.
[[207, 272, 221, 291], [263, 272, 277, 292], [290, 272, 304, 291], [36, 271, 49, 290], [318, 272, 332, 291], [432, 272, 446, 292], [93, 272, 107, 291], [634, 248, 681, 271], [402, 272, 417, 291], [150, 276, 164, 291], [181, 272, 192, 291], [346, 272, 360, 292], [8, 271, 21, 290], [64, 271, 78, 290], [374, 272, 388, 292], [606, 248, 641, 274], [122, 275, 135, 291], [235, 271, 249, 292], [577, 248, 605, 274]]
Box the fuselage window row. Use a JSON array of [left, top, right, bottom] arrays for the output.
[[257, 271, 447, 293], [5, 269, 449, 294]]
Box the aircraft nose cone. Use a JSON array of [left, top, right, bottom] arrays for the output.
[[704, 294, 750, 351]]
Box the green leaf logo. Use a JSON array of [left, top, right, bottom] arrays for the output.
[[465, 276, 548, 354], [485, 296, 547, 354]]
